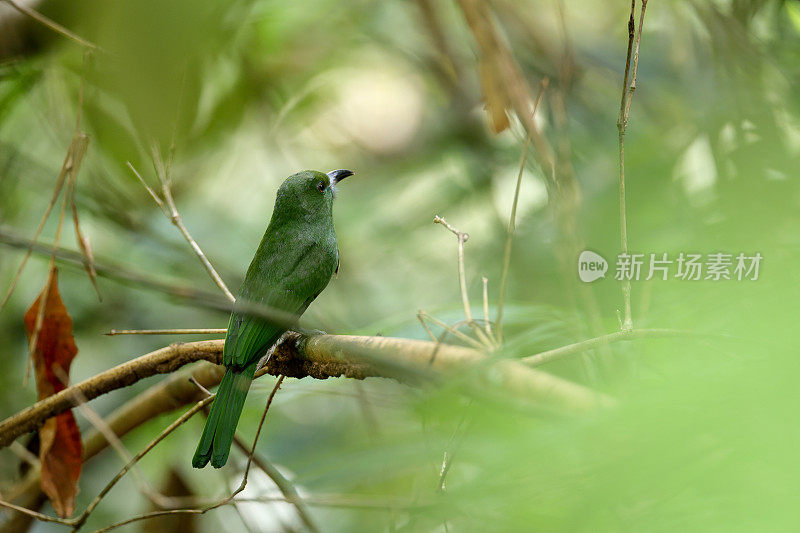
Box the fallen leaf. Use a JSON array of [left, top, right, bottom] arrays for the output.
[[24, 268, 82, 518]]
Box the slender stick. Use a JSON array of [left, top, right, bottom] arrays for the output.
[[70, 396, 214, 530], [0, 497, 71, 525], [417, 311, 485, 350], [432, 215, 493, 347], [623, 0, 649, 126], [615, 0, 648, 331], [495, 79, 548, 343], [480, 277, 494, 342], [417, 311, 438, 342], [89, 377, 285, 533], [0, 0, 100, 50], [230, 434, 319, 533], [522, 328, 691, 367], [105, 328, 226, 336], [126, 162, 167, 215], [148, 144, 236, 303], [0, 137, 81, 313], [191, 377, 317, 531], [52, 367, 182, 510]]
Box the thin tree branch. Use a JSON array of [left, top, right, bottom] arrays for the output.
[[148, 144, 236, 303], [105, 328, 226, 336], [1, 361, 228, 529], [433, 215, 493, 348], [417, 311, 485, 350], [230, 434, 319, 533], [480, 277, 494, 342], [522, 328, 694, 366], [90, 491, 425, 533], [0, 133, 87, 314], [191, 379, 319, 533], [0, 340, 224, 449], [70, 396, 215, 530], [616, 0, 649, 331], [495, 79, 548, 343], [0, 333, 612, 450], [87, 377, 284, 533], [417, 311, 438, 342], [0, 0, 100, 51], [125, 162, 167, 216]]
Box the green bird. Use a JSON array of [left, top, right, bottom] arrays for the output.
[[193, 169, 352, 469]]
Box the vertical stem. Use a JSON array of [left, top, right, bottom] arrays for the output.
[[617, 134, 633, 331], [481, 277, 494, 341], [616, 0, 638, 332], [495, 79, 548, 343]]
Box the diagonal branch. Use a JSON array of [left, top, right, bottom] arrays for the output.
[[147, 143, 236, 303], [0, 333, 613, 450], [0, 0, 101, 51]]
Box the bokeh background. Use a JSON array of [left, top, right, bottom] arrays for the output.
[[1, 0, 800, 531]]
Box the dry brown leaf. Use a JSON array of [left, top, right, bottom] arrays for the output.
[[24, 269, 82, 518], [479, 59, 510, 133]]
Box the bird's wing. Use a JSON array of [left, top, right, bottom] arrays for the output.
[[224, 240, 335, 368]]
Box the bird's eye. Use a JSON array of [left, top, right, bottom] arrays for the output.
[[317, 181, 326, 193]]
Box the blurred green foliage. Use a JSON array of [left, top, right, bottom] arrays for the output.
[[1, 0, 800, 531]]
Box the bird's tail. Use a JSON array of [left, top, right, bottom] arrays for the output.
[[192, 361, 258, 468]]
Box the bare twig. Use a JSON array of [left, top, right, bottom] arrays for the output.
[[417, 311, 438, 342], [88, 377, 284, 533], [51, 366, 181, 511], [0, 497, 70, 526], [1, 397, 213, 530], [68, 53, 101, 300], [522, 328, 692, 366], [0, 133, 87, 314], [0, 340, 224, 448], [480, 277, 494, 342], [437, 405, 472, 493], [8, 441, 39, 469], [230, 433, 319, 533], [105, 328, 226, 336], [89, 491, 426, 533], [433, 215, 493, 348], [70, 396, 215, 530], [417, 311, 485, 350], [125, 162, 167, 215], [191, 376, 318, 532], [0, 0, 100, 51], [1, 361, 229, 526], [0, 227, 307, 330], [148, 144, 236, 303], [623, 0, 649, 128], [495, 79, 548, 343], [616, 0, 649, 331]]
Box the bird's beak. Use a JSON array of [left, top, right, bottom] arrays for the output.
[[327, 169, 354, 185]]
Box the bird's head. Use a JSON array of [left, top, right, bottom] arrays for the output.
[[274, 169, 353, 219]]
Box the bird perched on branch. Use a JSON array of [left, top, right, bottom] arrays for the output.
[[193, 169, 353, 468]]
